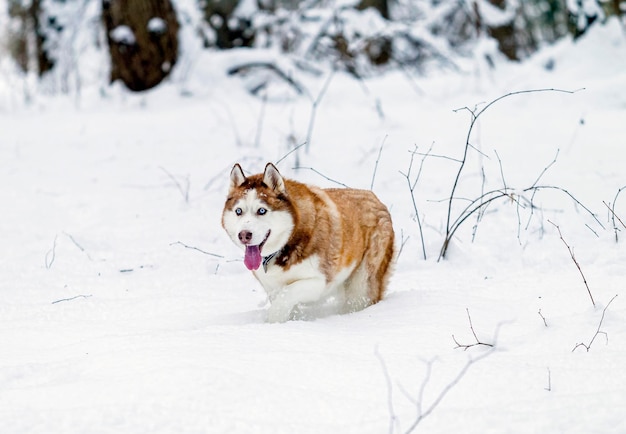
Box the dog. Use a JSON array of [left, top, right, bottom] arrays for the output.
[[222, 163, 395, 322]]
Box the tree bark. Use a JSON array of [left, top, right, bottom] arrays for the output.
[[102, 0, 180, 91]]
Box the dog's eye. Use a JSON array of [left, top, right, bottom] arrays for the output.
[[257, 207, 267, 216], [235, 208, 243, 216]]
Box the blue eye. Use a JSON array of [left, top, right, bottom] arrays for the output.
[[235, 208, 243, 216], [257, 208, 267, 215]]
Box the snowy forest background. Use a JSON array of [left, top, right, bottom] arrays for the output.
[[1, 0, 625, 98], [2, 1, 626, 433]]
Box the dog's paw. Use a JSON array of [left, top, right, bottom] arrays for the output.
[[266, 304, 292, 323]]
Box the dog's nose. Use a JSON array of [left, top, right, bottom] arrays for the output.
[[238, 230, 253, 244]]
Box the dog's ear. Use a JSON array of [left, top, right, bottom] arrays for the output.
[[229, 164, 246, 190], [263, 163, 286, 194]]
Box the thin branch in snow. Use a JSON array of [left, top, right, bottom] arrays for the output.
[[402, 351, 493, 434], [452, 308, 494, 351], [548, 220, 595, 308], [170, 241, 224, 258], [544, 368, 552, 392], [375, 346, 397, 434], [254, 91, 268, 148], [538, 309, 548, 327], [370, 135, 388, 191], [160, 166, 190, 203], [440, 88, 584, 260], [398, 144, 431, 260], [292, 166, 349, 188], [63, 231, 93, 261], [572, 294, 618, 353], [52, 294, 92, 304], [45, 234, 59, 269], [275, 141, 307, 166], [604, 196, 626, 243], [226, 62, 306, 96], [305, 71, 334, 153], [395, 229, 410, 263]]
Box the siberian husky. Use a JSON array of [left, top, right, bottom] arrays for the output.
[[222, 163, 395, 322]]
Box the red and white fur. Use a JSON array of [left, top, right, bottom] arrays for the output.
[[222, 163, 395, 322]]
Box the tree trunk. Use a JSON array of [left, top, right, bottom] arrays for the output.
[[7, 0, 54, 75], [102, 0, 180, 91]]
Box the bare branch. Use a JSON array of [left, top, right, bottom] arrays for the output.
[[452, 308, 494, 351], [170, 241, 224, 258], [399, 144, 429, 260], [403, 351, 493, 434], [160, 166, 190, 203], [441, 88, 584, 260], [52, 294, 92, 304], [226, 62, 305, 96], [538, 309, 548, 327], [375, 347, 397, 434], [370, 135, 388, 191], [293, 166, 349, 187], [305, 71, 334, 152], [605, 187, 626, 242], [548, 220, 595, 308], [572, 294, 618, 352], [275, 141, 307, 166], [45, 234, 59, 269]]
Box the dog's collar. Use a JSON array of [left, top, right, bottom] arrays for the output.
[[262, 252, 277, 273]]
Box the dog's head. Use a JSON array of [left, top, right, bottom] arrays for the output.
[[222, 163, 295, 270]]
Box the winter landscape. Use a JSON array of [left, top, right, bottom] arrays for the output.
[[1, 1, 626, 433]]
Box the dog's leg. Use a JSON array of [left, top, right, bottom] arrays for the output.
[[266, 277, 326, 323], [365, 212, 395, 304]]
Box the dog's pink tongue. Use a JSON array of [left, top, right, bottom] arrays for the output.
[[244, 245, 262, 270]]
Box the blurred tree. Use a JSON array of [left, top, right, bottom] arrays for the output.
[[198, 0, 254, 48], [7, 0, 54, 75], [102, 0, 180, 91]]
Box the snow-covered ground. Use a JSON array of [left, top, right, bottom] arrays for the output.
[[1, 17, 625, 434]]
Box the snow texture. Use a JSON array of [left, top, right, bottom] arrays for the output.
[[109, 25, 136, 45], [147, 17, 167, 34], [0, 10, 625, 434]]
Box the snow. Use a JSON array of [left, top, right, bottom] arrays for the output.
[[110, 25, 136, 45], [1, 13, 626, 434], [147, 17, 167, 34]]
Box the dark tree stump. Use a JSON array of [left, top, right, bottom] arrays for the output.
[[102, 0, 180, 91]]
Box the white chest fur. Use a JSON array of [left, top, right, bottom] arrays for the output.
[[252, 254, 355, 322]]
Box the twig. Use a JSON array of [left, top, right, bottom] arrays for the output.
[[398, 144, 431, 260], [403, 351, 493, 434], [370, 135, 388, 191], [275, 141, 307, 166], [452, 308, 494, 351], [63, 232, 93, 261], [293, 166, 349, 187], [160, 166, 190, 203], [375, 346, 397, 434], [548, 220, 595, 308], [395, 229, 410, 263], [572, 294, 618, 352], [525, 149, 560, 231], [305, 71, 334, 153], [604, 192, 626, 243], [544, 368, 552, 391], [52, 294, 92, 304], [538, 309, 548, 327], [254, 91, 268, 148], [170, 241, 224, 258], [226, 62, 305, 95], [45, 234, 59, 269], [440, 88, 584, 260], [45, 233, 94, 269]]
